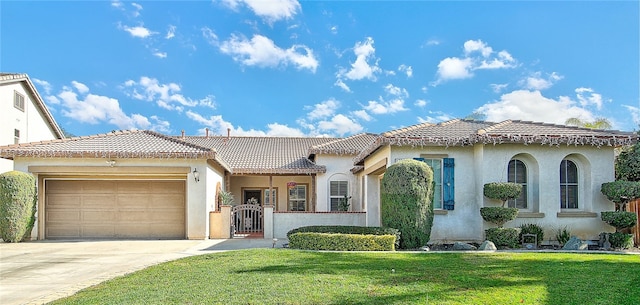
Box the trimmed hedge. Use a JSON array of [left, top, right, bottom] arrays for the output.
[[380, 159, 434, 249], [485, 227, 520, 249], [606, 232, 634, 249], [480, 207, 518, 227], [287, 226, 401, 248], [600, 181, 640, 208], [288, 232, 396, 251], [483, 182, 522, 207], [0, 171, 37, 242], [601, 211, 638, 232]]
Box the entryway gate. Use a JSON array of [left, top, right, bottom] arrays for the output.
[[231, 204, 263, 237]]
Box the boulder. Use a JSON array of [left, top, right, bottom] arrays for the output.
[[453, 242, 477, 251], [478, 240, 497, 251], [419, 246, 430, 251], [561, 236, 588, 250]]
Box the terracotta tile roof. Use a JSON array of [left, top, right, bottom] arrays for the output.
[[181, 136, 338, 175], [0, 130, 218, 160], [354, 119, 638, 165], [308, 133, 378, 155], [0, 73, 65, 139]]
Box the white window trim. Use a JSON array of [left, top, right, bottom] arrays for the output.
[[329, 180, 349, 211]]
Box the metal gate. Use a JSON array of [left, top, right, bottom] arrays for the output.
[[231, 204, 263, 237]]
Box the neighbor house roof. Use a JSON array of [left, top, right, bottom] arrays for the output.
[[354, 119, 638, 165], [0, 73, 65, 139], [181, 136, 337, 175], [0, 130, 222, 164]]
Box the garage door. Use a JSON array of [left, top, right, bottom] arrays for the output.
[[45, 180, 185, 239]]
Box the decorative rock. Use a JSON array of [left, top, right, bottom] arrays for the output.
[[419, 246, 430, 251], [478, 240, 497, 251], [453, 241, 477, 251], [561, 236, 588, 250]]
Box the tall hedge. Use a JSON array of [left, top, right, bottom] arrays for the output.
[[0, 171, 37, 242], [380, 159, 434, 249]]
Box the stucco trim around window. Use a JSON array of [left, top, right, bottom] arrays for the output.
[[516, 212, 545, 218], [556, 212, 597, 218], [433, 210, 448, 215]]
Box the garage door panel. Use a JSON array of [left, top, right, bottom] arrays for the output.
[[46, 180, 185, 239]]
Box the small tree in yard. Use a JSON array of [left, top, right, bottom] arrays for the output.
[[0, 171, 37, 242], [600, 181, 640, 249], [381, 159, 434, 250], [481, 182, 522, 248]]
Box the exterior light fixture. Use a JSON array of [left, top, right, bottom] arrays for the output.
[[193, 168, 200, 182], [106, 160, 116, 167]]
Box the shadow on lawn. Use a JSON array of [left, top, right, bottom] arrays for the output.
[[234, 250, 640, 305]]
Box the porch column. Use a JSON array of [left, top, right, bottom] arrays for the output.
[[365, 174, 381, 227], [311, 174, 316, 212]]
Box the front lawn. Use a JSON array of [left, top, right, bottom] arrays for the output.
[[53, 249, 639, 305]]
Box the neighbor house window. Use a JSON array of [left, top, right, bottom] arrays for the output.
[[330, 181, 348, 211], [560, 159, 578, 209], [507, 159, 528, 209], [288, 185, 307, 211], [14, 129, 20, 144], [14, 91, 25, 111]]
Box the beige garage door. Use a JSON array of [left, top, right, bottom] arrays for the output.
[[45, 180, 185, 239]]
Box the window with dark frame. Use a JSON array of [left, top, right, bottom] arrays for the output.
[[14, 129, 20, 144], [560, 159, 578, 209], [507, 159, 528, 209], [288, 185, 307, 211]]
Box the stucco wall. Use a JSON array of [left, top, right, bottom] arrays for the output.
[[315, 154, 360, 212], [272, 212, 366, 238], [12, 157, 216, 240]]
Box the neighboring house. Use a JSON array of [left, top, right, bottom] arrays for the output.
[[0, 73, 64, 173], [0, 119, 636, 244]]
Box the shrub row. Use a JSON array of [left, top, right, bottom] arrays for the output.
[[287, 226, 400, 247], [288, 232, 396, 251]]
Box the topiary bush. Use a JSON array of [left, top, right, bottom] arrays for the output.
[[606, 232, 634, 249], [287, 226, 401, 248], [601, 211, 638, 232], [288, 232, 396, 251], [0, 171, 37, 242], [380, 159, 434, 250], [600, 181, 640, 210], [518, 223, 544, 246], [480, 207, 518, 227], [485, 227, 520, 249], [483, 182, 522, 207]]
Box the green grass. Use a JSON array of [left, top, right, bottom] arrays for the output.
[[52, 249, 640, 305]]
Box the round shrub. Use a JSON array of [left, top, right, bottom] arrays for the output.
[[0, 171, 37, 242], [518, 223, 544, 246], [380, 159, 434, 249], [600, 181, 640, 209], [480, 207, 518, 227], [601, 211, 638, 232], [485, 227, 520, 249], [607, 232, 634, 249], [483, 182, 522, 207]]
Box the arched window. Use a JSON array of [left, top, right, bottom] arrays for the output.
[[507, 159, 527, 209], [560, 160, 578, 209]]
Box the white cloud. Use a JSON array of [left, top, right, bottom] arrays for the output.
[[425, 39, 441, 46], [219, 34, 318, 72], [317, 114, 363, 136], [153, 52, 168, 58], [521, 71, 563, 90], [475, 90, 595, 125], [202, 27, 219, 45], [490, 83, 509, 93], [334, 79, 351, 92], [71, 81, 89, 94], [111, 0, 123, 9], [352, 110, 372, 122], [186, 111, 305, 137], [623, 105, 640, 127], [131, 2, 142, 11], [384, 84, 409, 98], [124, 77, 216, 110], [364, 98, 408, 115], [221, 0, 301, 23], [434, 39, 516, 85], [575, 87, 605, 110], [33, 78, 52, 95], [166, 25, 176, 39], [414, 99, 427, 107], [398, 64, 413, 78], [330, 25, 338, 34], [418, 111, 454, 124], [55, 83, 164, 131], [122, 25, 155, 38], [307, 99, 339, 120], [339, 37, 381, 81]]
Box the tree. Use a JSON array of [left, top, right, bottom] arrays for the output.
[[380, 159, 434, 249], [615, 143, 640, 181], [564, 117, 612, 130]]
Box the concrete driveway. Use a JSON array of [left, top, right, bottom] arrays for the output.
[[0, 238, 279, 305]]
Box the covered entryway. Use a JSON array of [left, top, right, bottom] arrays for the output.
[[45, 180, 186, 239]]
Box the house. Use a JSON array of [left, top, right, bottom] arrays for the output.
[[0, 119, 636, 244], [0, 73, 65, 173]]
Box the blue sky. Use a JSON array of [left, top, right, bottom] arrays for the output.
[[1, 1, 638, 137]]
